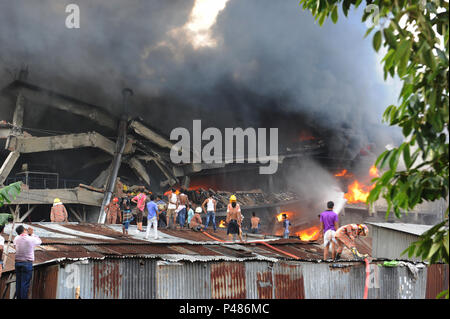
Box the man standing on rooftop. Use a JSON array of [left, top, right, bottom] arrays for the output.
[[50, 198, 68, 223], [13, 225, 42, 299], [145, 194, 160, 240], [320, 201, 339, 261]]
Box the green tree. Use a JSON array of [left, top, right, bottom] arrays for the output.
[[299, 0, 449, 298], [0, 182, 22, 207]]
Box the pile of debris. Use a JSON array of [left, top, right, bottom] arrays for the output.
[[184, 188, 300, 210]]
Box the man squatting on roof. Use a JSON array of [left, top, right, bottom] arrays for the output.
[[335, 223, 369, 260]]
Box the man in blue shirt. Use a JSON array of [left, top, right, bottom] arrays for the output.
[[282, 214, 291, 239], [145, 194, 160, 240]]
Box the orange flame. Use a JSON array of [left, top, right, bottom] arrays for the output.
[[296, 226, 320, 241], [369, 165, 379, 177], [298, 131, 315, 142], [277, 212, 292, 222], [344, 180, 373, 204], [335, 169, 348, 177], [219, 220, 226, 228]]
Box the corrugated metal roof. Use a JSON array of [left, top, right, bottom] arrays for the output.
[[1, 222, 375, 274], [368, 222, 433, 236]]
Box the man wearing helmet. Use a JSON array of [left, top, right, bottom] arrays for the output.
[[50, 198, 68, 223], [105, 197, 121, 224], [226, 195, 242, 242], [334, 223, 369, 260]]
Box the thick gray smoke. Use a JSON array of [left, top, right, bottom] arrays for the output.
[[287, 158, 346, 215], [0, 0, 402, 158]]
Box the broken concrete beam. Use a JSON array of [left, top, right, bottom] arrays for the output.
[[9, 187, 103, 206], [0, 151, 20, 185], [128, 157, 151, 187], [90, 164, 112, 188], [129, 120, 176, 151], [7, 132, 116, 155], [6, 81, 118, 130], [79, 183, 105, 193]]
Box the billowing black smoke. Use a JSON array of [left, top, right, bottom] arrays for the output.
[[0, 0, 402, 161]]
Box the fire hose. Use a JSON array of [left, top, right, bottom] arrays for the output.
[[200, 231, 300, 260], [363, 257, 370, 299]]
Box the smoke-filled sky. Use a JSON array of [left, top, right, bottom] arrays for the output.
[[0, 0, 402, 158]]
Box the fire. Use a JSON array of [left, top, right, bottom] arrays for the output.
[[344, 180, 373, 204], [369, 165, 379, 177], [296, 226, 320, 241], [298, 131, 315, 142], [277, 212, 292, 222], [334, 169, 348, 177], [219, 220, 226, 228], [337, 165, 379, 204]]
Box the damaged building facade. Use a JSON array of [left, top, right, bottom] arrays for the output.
[[1, 75, 444, 230]]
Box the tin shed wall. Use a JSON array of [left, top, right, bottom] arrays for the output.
[[426, 264, 449, 299], [48, 259, 429, 299], [57, 259, 157, 299], [372, 226, 421, 261], [302, 263, 365, 299], [156, 261, 211, 299], [245, 261, 273, 299], [210, 262, 246, 299], [272, 261, 304, 299]]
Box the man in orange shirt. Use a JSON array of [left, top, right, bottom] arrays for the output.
[[105, 197, 121, 224], [50, 198, 68, 223], [334, 224, 369, 260], [250, 212, 260, 234]]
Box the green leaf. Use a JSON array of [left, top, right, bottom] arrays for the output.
[[383, 28, 397, 49], [403, 143, 412, 169], [364, 26, 374, 38], [428, 242, 441, 261], [331, 5, 338, 24], [342, 0, 351, 16], [318, 11, 327, 26], [373, 30, 382, 52]]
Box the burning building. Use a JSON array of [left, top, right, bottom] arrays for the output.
[[0, 3, 447, 301]]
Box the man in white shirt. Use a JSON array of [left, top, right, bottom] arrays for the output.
[[202, 193, 217, 232], [13, 225, 42, 299]]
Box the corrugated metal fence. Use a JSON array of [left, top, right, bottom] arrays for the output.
[[2, 258, 444, 299]]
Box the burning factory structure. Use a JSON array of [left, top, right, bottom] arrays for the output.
[[0, 73, 443, 235]]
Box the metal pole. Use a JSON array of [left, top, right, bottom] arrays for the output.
[[98, 88, 132, 223]]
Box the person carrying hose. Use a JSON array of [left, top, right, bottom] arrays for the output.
[[334, 224, 369, 260]]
